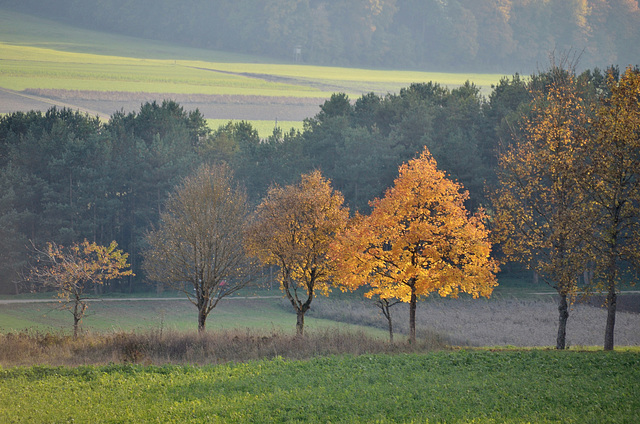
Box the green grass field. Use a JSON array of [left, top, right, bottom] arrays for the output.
[[1, 351, 638, 423], [207, 119, 305, 137], [0, 9, 504, 98]]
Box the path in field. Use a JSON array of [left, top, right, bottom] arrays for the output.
[[0, 296, 280, 305], [0, 88, 323, 121], [0, 87, 109, 118]]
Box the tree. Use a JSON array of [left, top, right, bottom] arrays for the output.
[[29, 240, 132, 337], [331, 148, 499, 343], [143, 164, 257, 332], [246, 171, 349, 336], [375, 296, 401, 343], [492, 69, 592, 349], [588, 67, 640, 351]]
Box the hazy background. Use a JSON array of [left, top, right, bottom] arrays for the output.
[[2, 0, 638, 74]]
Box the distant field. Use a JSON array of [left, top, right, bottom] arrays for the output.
[[2, 289, 640, 348], [207, 119, 305, 137], [0, 8, 505, 122], [0, 294, 388, 339]]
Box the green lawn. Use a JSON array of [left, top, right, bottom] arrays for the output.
[[1, 351, 637, 423]]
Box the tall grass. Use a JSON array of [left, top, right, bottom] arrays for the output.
[[0, 327, 446, 367]]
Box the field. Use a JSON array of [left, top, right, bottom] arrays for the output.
[[1, 351, 639, 423], [0, 8, 505, 135]]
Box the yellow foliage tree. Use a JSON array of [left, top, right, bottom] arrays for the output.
[[331, 148, 499, 343], [588, 67, 640, 350], [492, 70, 593, 349], [30, 240, 133, 337], [246, 171, 349, 336]]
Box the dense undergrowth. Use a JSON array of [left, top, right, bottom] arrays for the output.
[[0, 327, 448, 367]]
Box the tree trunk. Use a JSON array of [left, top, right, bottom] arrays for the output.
[[72, 299, 86, 339], [296, 309, 305, 337], [556, 293, 569, 350], [409, 284, 417, 343], [198, 308, 207, 333], [604, 281, 617, 351], [387, 314, 394, 344], [73, 314, 80, 339]]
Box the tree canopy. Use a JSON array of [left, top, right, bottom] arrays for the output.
[[331, 148, 499, 342], [143, 164, 257, 332], [246, 171, 349, 335]]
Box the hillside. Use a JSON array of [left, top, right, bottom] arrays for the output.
[[0, 8, 503, 122]]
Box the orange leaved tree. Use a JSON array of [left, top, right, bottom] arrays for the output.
[[331, 148, 499, 343], [30, 240, 133, 337], [246, 171, 349, 336]]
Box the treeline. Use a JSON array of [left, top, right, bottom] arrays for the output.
[[0, 67, 613, 293], [3, 0, 639, 72]]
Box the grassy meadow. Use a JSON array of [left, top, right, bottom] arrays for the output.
[[1, 351, 638, 423]]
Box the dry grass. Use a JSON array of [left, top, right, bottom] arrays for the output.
[[309, 296, 640, 348], [0, 327, 447, 367]]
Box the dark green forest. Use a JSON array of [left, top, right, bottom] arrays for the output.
[[2, 0, 638, 72], [0, 67, 615, 293]]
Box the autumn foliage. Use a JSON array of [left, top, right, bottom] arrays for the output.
[[588, 67, 640, 350], [492, 71, 593, 349], [246, 171, 349, 336], [331, 148, 499, 342], [30, 240, 132, 337]]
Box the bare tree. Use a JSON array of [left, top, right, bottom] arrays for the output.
[[143, 164, 258, 332], [374, 297, 401, 343]]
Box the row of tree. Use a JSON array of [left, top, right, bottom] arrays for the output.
[[142, 65, 640, 350], [493, 65, 640, 350], [3, 0, 639, 72], [136, 156, 498, 343]]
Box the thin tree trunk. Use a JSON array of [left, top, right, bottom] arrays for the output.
[[73, 313, 80, 339], [198, 308, 207, 333], [556, 293, 569, 350], [409, 283, 417, 343], [73, 298, 86, 339], [296, 310, 305, 337], [604, 281, 617, 351], [387, 314, 394, 344]]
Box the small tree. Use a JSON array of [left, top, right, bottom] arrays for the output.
[[30, 240, 132, 337], [374, 296, 401, 343], [246, 171, 349, 336], [331, 148, 499, 343], [143, 164, 257, 332]]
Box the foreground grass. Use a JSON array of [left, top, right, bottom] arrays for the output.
[[1, 351, 638, 423]]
